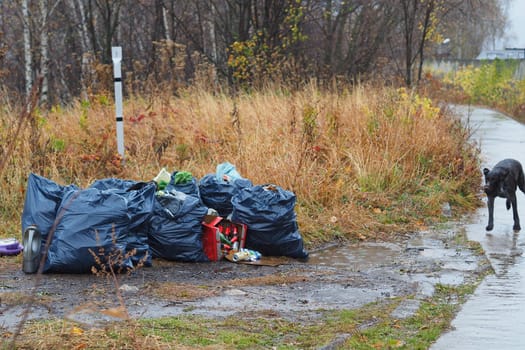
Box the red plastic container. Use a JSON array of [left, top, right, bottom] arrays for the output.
[[202, 215, 247, 261], [202, 215, 222, 261]]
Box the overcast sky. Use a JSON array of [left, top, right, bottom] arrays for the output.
[[503, 0, 525, 48]]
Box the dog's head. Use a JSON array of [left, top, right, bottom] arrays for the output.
[[483, 167, 508, 195]]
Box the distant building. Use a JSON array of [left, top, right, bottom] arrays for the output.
[[476, 48, 525, 60]]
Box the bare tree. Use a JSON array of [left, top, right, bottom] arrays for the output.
[[0, 0, 511, 103], [388, 0, 508, 87], [93, 0, 123, 64], [38, 0, 62, 106], [74, 0, 94, 100], [394, 0, 431, 87]]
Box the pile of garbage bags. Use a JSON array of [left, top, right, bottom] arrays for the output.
[[21, 162, 308, 273]]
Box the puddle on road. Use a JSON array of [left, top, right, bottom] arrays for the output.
[[307, 242, 402, 271], [0, 304, 51, 332], [129, 282, 391, 322], [308, 231, 479, 298]]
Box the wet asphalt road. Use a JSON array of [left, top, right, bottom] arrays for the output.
[[431, 106, 525, 350]]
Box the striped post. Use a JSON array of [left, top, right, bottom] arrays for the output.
[[112, 46, 125, 158]]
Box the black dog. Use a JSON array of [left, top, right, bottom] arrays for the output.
[[483, 158, 525, 231]]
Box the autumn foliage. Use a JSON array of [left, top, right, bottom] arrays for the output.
[[0, 84, 481, 245]]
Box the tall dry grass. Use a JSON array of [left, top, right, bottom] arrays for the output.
[[0, 83, 481, 246]]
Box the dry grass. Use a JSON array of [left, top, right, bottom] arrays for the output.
[[224, 273, 309, 287], [0, 83, 481, 246]]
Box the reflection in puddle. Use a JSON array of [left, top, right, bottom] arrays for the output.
[[433, 265, 525, 350]]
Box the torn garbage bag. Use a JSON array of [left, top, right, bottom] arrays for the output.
[[148, 190, 209, 262], [231, 184, 308, 260], [43, 181, 156, 273]]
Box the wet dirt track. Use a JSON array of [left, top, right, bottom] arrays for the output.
[[2, 225, 486, 338]]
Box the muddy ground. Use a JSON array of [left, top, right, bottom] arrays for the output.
[[1, 221, 490, 339]]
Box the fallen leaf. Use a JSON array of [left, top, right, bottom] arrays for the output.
[[70, 326, 84, 336], [101, 306, 129, 319], [393, 339, 405, 347]]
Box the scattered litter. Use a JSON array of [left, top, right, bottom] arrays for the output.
[[224, 252, 291, 266], [230, 248, 261, 262], [202, 215, 247, 261], [153, 168, 171, 190], [0, 238, 23, 256], [119, 284, 139, 293], [173, 171, 193, 185], [224, 289, 247, 296], [22, 225, 41, 273]]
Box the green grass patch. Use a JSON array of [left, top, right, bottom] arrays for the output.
[[344, 284, 478, 349]]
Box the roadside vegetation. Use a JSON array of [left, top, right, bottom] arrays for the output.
[[429, 59, 525, 122], [0, 84, 482, 245]]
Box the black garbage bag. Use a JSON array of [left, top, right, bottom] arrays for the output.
[[198, 174, 252, 217], [231, 184, 309, 260], [43, 182, 156, 273], [89, 178, 156, 267], [148, 190, 209, 262], [125, 221, 152, 268], [90, 178, 141, 191], [165, 171, 200, 198], [21, 173, 80, 242]]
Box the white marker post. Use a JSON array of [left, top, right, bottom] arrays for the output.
[[112, 46, 125, 158]]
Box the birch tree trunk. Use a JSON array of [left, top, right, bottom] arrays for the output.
[[75, 0, 92, 100], [208, 5, 218, 88], [22, 0, 32, 99], [162, 3, 170, 42], [39, 0, 49, 106]]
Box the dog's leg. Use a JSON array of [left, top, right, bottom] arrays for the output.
[[486, 196, 495, 231], [518, 170, 525, 194], [510, 194, 521, 231]]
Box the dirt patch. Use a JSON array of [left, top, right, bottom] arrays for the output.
[[0, 223, 490, 333]]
